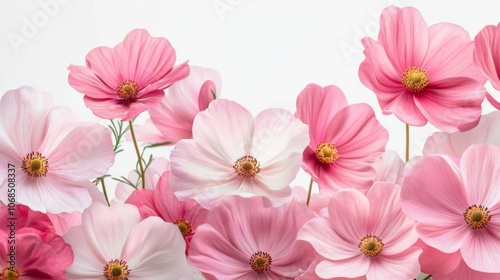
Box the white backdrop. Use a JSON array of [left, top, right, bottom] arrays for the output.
[[1, 0, 499, 197]]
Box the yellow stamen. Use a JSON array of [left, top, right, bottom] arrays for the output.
[[233, 156, 261, 178], [116, 80, 139, 100], [21, 151, 48, 177], [249, 251, 272, 274], [103, 259, 130, 280], [315, 142, 339, 164], [464, 205, 491, 229], [402, 66, 429, 93], [358, 235, 384, 257]]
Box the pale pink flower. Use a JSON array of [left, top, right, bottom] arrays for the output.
[[359, 6, 485, 133], [295, 83, 388, 194], [373, 150, 405, 185], [126, 171, 209, 253], [424, 111, 500, 158], [68, 29, 190, 121], [0, 232, 73, 280], [188, 196, 317, 279], [134, 66, 221, 144], [169, 99, 309, 207], [416, 239, 500, 280], [401, 144, 500, 273], [0, 87, 115, 213], [474, 23, 500, 109], [298, 182, 421, 279], [64, 203, 195, 279]]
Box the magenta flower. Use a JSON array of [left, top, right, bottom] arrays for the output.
[[295, 83, 388, 194], [424, 111, 500, 158], [0, 204, 73, 279], [359, 6, 485, 133], [126, 171, 209, 253], [133, 66, 221, 144], [64, 203, 195, 279], [0, 87, 115, 213], [169, 99, 309, 207], [401, 144, 500, 273], [474, 23, 500, 109], [68, 29, 190, 121], [298, 182, 421, 279], [0, 232, 73, 280], [188, 196, 317, 279]]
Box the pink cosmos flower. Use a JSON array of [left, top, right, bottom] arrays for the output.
[[373, 151, 405, 185], [68, 29, 190, 121], [298, 182, 421, 279], [474, 23, 500, 109], [0, 232, 73, 280], [133, 66, 222, 144], [126, 171, 209, 253], [416, 239, 500, 280], [0, 204, 74, 279], [188, 196, 317, 279], [169, 99, 309, 207], [359, 6, 486, 133], [424, 111, 500, 158], [64, 203, 195, 279], [401, 144, 500, 273], [0, 87, 115, 213], [295, 83, 388, 194]]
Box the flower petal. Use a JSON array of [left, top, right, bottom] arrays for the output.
[[367, 247, 422, 280]]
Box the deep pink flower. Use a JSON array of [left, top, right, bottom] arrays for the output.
[[401, 144, 500, 273], [169, 99, 309, 207], [68, 29, 190, 121], [126, 171, 209, 253], [188, 196, 316, 279], [424, 111, 500, 158], [0, 232, 73, 280], [0, 204, 73, 279], [64, 203, 195, 279], [298, 182, 421, 279], [295, 83, 388, 194], [0, 87, 115, 213], [359, 6, 485, 133], [474, 23, 500, 109], [133, 66, 221, 144]]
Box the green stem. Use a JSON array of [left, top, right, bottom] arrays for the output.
[[405, 124, 410, 163], [306, 178, 314, 206], [422, 275, 432, 280], [128, 121, 146, 190], [100, 177, 110, 207]]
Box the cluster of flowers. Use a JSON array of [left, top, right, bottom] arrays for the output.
[[2, 5, 500, 280]]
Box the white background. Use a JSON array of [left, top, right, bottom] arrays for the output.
[[1, 0, 499, 197]]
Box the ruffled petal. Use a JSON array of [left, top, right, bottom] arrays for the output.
[[474, 24, 500, 90], [315, 256, 369, 279], [295, 83, 348, 142], [367, 247, 422, 280], [68, 65, 116, 98], [401, 155, 469, 222], [378, 6, 429, 70]]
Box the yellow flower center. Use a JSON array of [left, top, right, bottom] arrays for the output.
[[315, 142, 339, 164], [103, 259, 130, 280], [21, 151, 48, 177], [2, 267, 19, 280], [233, 156, 261, 178], [116, 80, 139, 100], [249, 251, 272, 274], [464, 205, 491, 229], [402, 66, 429, 93], [174, 218, 193, 236], [358, 235, 384, 257]]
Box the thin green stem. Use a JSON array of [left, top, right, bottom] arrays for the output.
[[405, 124, 410, 163], [99, 177, 110, 207], [306, 178, 314, 206], [128, 121, 146, 189], [422, 275, 432, 280]]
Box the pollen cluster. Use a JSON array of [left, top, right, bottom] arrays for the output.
[[402, 66, 429, 93], [21, 151, 48, 178], [233, 155, 261, 178], [358, 235, 384, 257], [103, 259, 130, 280], [249, 251, 272, 274], [117, 80, 139, 100], [464, 204, 491, 229], [315, 142, 339, 164]]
